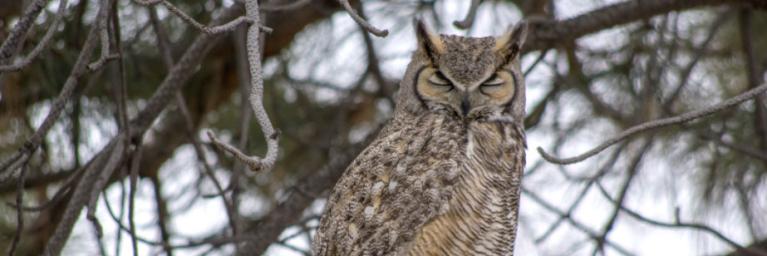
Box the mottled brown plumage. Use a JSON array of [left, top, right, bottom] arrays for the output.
[[313, 20, 528, 256]]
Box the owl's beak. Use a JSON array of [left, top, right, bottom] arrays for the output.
[[460, 94, 471, 116]]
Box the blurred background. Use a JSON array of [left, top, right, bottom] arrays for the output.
[[0, 0, 766, 255]]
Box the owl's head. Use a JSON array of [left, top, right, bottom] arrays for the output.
[[396, 20, 528, 123]]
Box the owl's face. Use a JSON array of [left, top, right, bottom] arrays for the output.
[[410, 21, 527, 122]]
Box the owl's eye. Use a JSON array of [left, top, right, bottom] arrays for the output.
[[428, 72, 452, 89], [481, 74, 505, 87]]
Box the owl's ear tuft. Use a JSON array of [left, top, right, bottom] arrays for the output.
[[494, 21, 528, 62], [414, 18, 445, 61]]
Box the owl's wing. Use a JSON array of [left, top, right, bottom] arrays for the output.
[[313, 114, 463, 256]]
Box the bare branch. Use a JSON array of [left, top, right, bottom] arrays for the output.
[[88, 0, 119, 72], [698, 131, 767, 161], [663, 13, 728, 109], [40, 1, 117, 253], [130, 0, 270, 34], [592, 140, 652, 254], [207, 0, 279, 172], [149, 2, 240, 233], [535, 142, 627, 244], [538, 82, 767, 165], [44, 143, 112, 255], [6, 164, 29, 256], [128, 143, 142, 256], [739, 9, 767, 158], [525, 0, 767, 53], [522, 187, 635, 256], [261, 0, 312, 12], [453, 0, 481, 29], [594, 182, 767, 256], [0, 0, 48, 62], [237, 136, 371, 255], [1, 0, 107, 177], [86, 136, 127, 238], [339, 0, 388, 37], [0, 0, 68, 73]]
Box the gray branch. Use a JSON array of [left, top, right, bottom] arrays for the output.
[[339, 0, 388, 37], [0, 0, 68, 73], [208, 0, 279, 172], [538, 82, 767, 164]]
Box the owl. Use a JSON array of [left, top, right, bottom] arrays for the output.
[[312, 20, 528, 256]]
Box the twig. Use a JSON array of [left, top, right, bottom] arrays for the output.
[[338, 0, 388, 37], [43, 143, 112, 255], [739, 9, 767, 158], [148, 3, 230, 203], [207, 0, 279, 172], [538, 82, 767, 165], [149, 175, 174, 255], [130, 0, 271, 34], [261, 0, 312, 11], [88, 0, 119, 71], [86, 136, 127, 238], [0, 0, 48, 62], [114, 178, 126, 256], [236, 127, 376, 254], [663, 13, 728, 109], [522, 187, 636, 256], [228, 25, 253, 237], [524, 49, 549, 76], [0, 0, 111, 178], [453, 0, 481, 29], [592, 140, 652, 255], [698, 130, 767, 162], [593, 182, 767, 256], [535, 142, 627, 243], [6, 164, 29, 256], [101, 188, 167, 247], [0, 0, 69, 73], [356, 0, 390, 92], [128, 143, 142, 256], [39, 5, 116, 254]]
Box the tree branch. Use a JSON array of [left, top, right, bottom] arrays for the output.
[[0, 0, 48, 62], [338, 0, 388, 37], [1, 0, 106, 178], [130, 0, 269, 34], [453, 0, 481, 29], [208, 0, 279, 172], [0, 0, 68, 73], [538, 82, 767, 165], [525, 0, 766, 53], [594, 181, 767, 256]]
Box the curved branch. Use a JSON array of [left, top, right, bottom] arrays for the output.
[[0, 0, 48, 62], [1, 0, 105, 177], [453, 0, 481, 29], [538, 82, 767, 164], [131, 0, 267, 34], [207, 0, 279, 172], [339, 0, 388, 37], [0, 0, 69, 73], [261, 0, 312, 12], [594, 182, 767, 256]]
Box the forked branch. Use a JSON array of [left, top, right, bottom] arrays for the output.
[[131, 0, 271, 34], [538, 82, 767, 164], [0, 0, 69, 73], [207, 0, 279, 172]]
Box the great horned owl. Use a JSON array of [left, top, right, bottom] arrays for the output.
[[313, 20, 528, 256]]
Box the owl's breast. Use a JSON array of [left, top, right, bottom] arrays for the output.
[[407, 121, 525, 256]]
